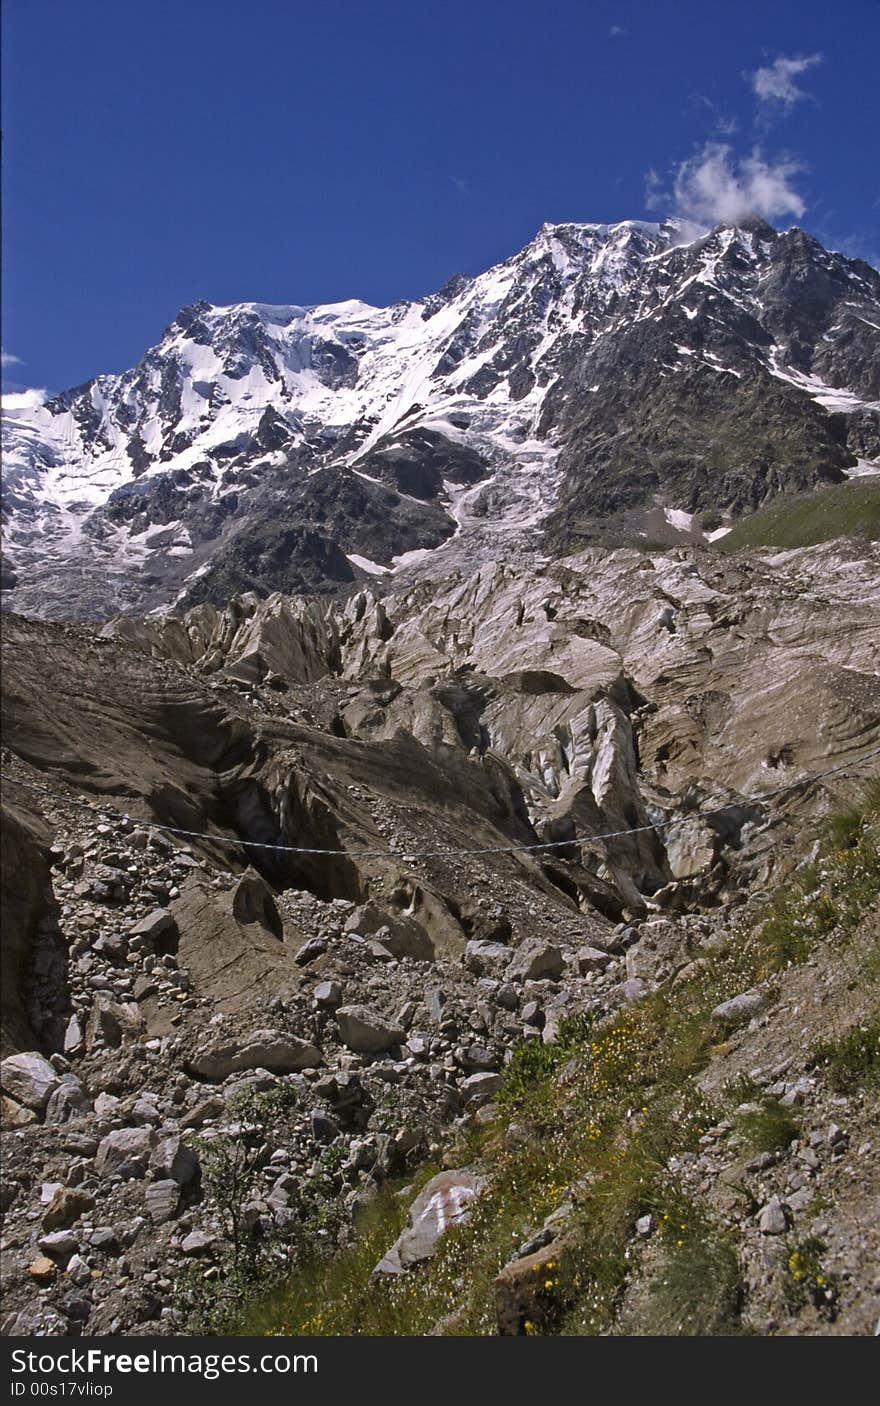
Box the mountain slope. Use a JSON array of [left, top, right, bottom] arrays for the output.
[[3, 218, 879, 617]]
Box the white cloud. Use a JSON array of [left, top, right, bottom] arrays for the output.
[[1, 388, 47, 410], [667, 142, 806, 225], [1, 350, 23, 367], [609, 25, 626, 38], [750, 53, 822, 109]]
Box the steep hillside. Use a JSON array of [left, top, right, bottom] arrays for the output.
[[1, 538, 878, 1337]]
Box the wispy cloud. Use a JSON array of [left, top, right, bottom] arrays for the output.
[[691, 93, 738, 137], [1, 350, 23, 367], [609, 25, 626, 39], [750, 53, 822, 110], [649, 142, 807, 225]]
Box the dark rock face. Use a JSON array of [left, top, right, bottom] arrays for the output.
[[3, 219, 878, 617], [0, 809, 56, 1056]]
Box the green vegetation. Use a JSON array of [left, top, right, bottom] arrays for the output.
[[784, 1236, 839, 1318], [810, 1021, 880, 1093], [716, 478, 880, 552], [733, 1094, 801, 1154], [237, 784, 880, 1338], [178, 1084, 300, 1333], [630, 1191, 746, 1336], [752, 783, 880, 972]]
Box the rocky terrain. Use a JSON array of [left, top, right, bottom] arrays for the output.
[[1, 535, 878, 1336], [3, 217, 879, 618]]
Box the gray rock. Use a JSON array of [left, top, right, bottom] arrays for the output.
[[712, 990, 767, 1027], [145, 1180, 181, 1223], [0, 1052, 61, 1111], [180, 1230, 214, 1256], [336, 1005, 404, 1054], [39, 1229, 79, 1260], [311, 1111, 340, 1144], [314, 980, 343, 1009], [63, 1016, 84, 1056], [294, 937, 328, 966], [507, 939, 564, 983], [758, 1196, 789, 1235], [86, 996, 143, 1050], [44, 1079, 91, 1126], [128, 909, 177, 941], [95, 1127, 155, 1179], [496, 983, 519, 1011], [375, 1170, 482, 1274], [150, 1136, 199, 1186], [66, 1254, 91, 1287], [461, 1072, 503, 1103], [188, 1030, 321, 1079], [89, 1228, 121, 1254], [464, 940, 512, 976], [576, 945, 612, 974]]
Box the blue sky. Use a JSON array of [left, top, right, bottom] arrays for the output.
[[2, 0, 878, 394]]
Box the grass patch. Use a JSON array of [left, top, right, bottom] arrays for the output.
[[753, 784, 880, 974], [716, 478, 880, 552], [629, 1189, 746, 1336], [732, 1095, 800, 1154], [809, 1021, 880, 1093]]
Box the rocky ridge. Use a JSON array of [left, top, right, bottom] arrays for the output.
[[1, 534, 878, 1335]]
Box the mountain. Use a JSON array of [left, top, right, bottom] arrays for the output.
[[3, 217, 879, 617]]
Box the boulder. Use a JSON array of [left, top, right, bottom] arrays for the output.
[[231, 870, 283, 939], [507, 940, 564, 983], [128, 909, 177, 943], [758, 1196, 790, 1235], [44, 1078, 91, 1125], [712, 990, 767, 1028], [314, 980, 343, 1009], [188, 1029, 321, 1079], [145, 1180, 181, 1224], [344, 904, 434, 961], [294, 937, 328, 966], [150, 1135, 200, 1187], [464, 940, 511, 976], [336, 1005, 404, 1054], [38, 1230, 79, 1260], [86, 997, 143, 1050], [0, 1052, 60, 1111], [180, 1230, 215, 1256], [375, 1170, 482, 1274], [95, 1127, 155, 1179], [461, 1072, 503, 1104], [576, 945, 611, 974], [42, 1187, 95, 1232]]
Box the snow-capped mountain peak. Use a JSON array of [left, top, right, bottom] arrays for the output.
[[2, 219, 878, 617]]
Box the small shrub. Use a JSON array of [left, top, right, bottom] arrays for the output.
[[784, 1236, 838, 1318], [636, 1190, 745, 1336], [810, 1021, 880, 1093], [733, 1096, 800, 1154]]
